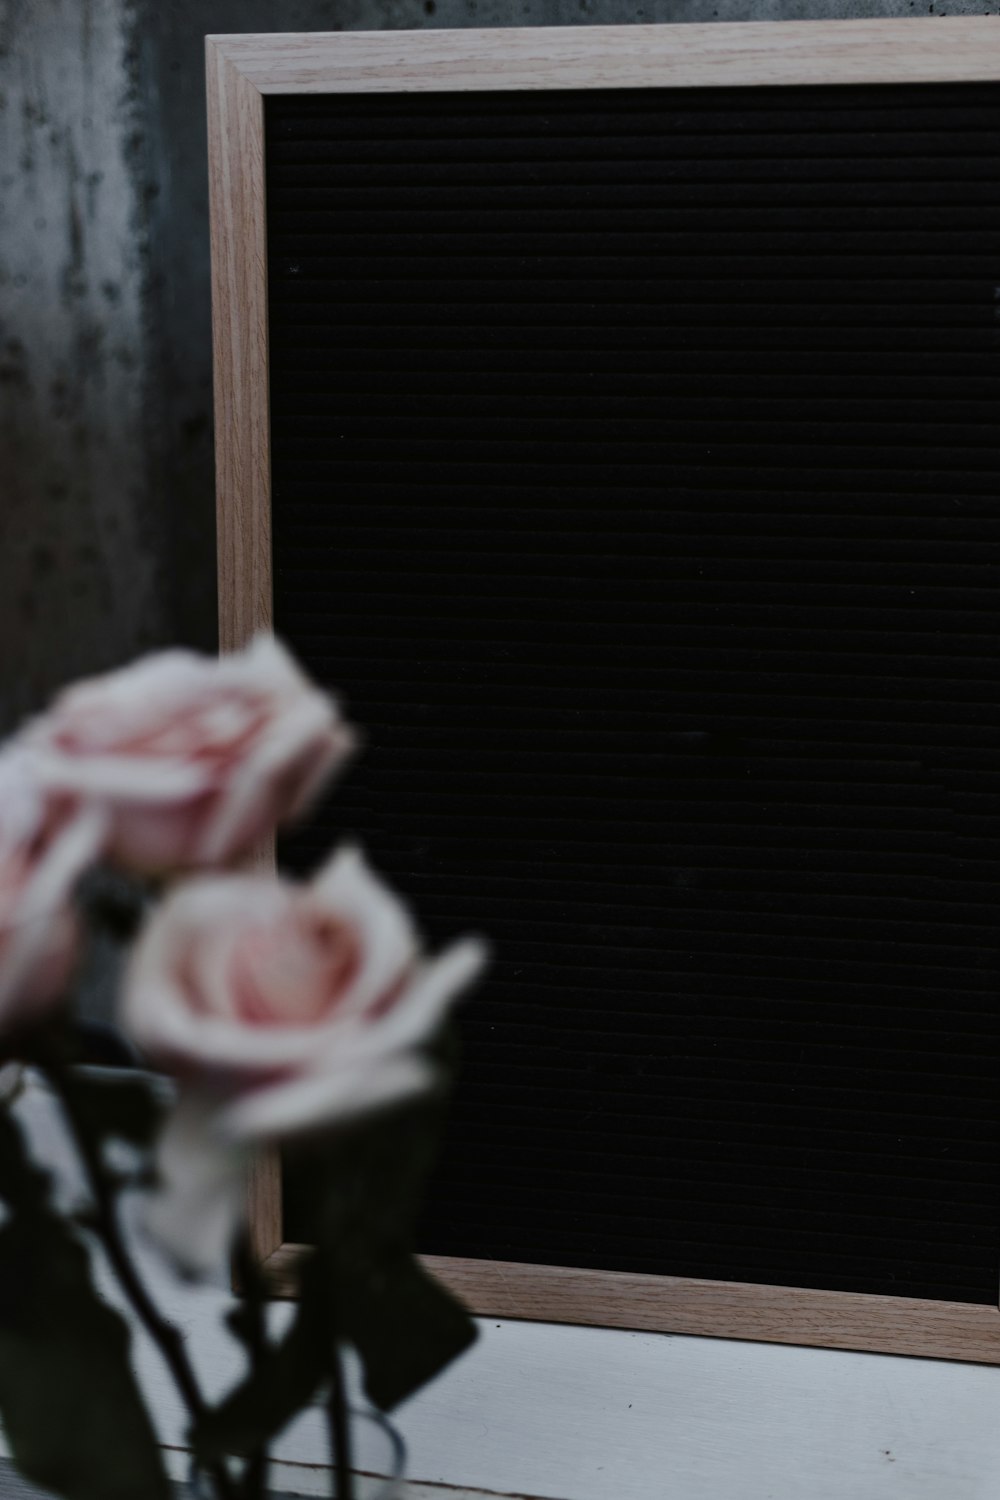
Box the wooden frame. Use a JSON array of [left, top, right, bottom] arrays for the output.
[[209, 18, 1000, 1360]]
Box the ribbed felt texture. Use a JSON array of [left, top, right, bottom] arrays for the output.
[[269, 83, 1000, 1303]]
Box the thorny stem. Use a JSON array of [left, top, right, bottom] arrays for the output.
[[45, 1065, 239, 1500]]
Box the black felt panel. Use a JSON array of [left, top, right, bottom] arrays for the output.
[[268, 83, 1000, 1303]]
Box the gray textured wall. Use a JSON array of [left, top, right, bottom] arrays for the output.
[[1, 0, 164, 727], [3, 0, 1000, 734]]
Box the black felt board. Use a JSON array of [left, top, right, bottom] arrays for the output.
[[269, 82, 1000, 1305]]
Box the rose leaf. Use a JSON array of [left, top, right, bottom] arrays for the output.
[[339, 1250, 477, 1412], [0, 1208, 170, 1500], [57, 1068, 169, 1151]]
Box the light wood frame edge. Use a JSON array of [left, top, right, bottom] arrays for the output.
[[208, 17, 1000, 93], [208, 18, 1000, 1350], [256, 1245, 1000, 1364], [208, 37, 272, 657]]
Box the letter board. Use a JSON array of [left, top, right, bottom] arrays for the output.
[[208, 20, 1000, 1360]]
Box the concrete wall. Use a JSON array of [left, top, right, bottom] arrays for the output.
[[0, 0, 165, 728], [3, 0, 999, 732]]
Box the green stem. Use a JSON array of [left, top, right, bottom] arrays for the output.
[[234, 1237, 269, 1500], [327, 1342, 354, 1500], [45, 1065, 239, 1500]]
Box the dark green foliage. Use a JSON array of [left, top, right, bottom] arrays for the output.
[[78, 868, 150, 945], [303, 1088, 478, 1413], [0, 1018, 475, 1497], [56, 1067, 167, 1155], [0, 1112, 170, 1500], [338, 1249, 477, 1414], [195, 1070, 477, 1464]]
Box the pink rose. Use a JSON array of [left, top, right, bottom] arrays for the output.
[[122, 848, 486, 1268], [0, 750, 105, 1025], [24, 636, 353, 874]]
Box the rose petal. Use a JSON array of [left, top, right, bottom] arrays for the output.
[[30, 751, 213, 803], [341, 938, 488, 1064], [125, 879, 339, 1069], [219, 1054, 434, 1141], [310, 847, 420, 1020], [195, 691, 351, 865], [0, 802, 106, 1020]]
